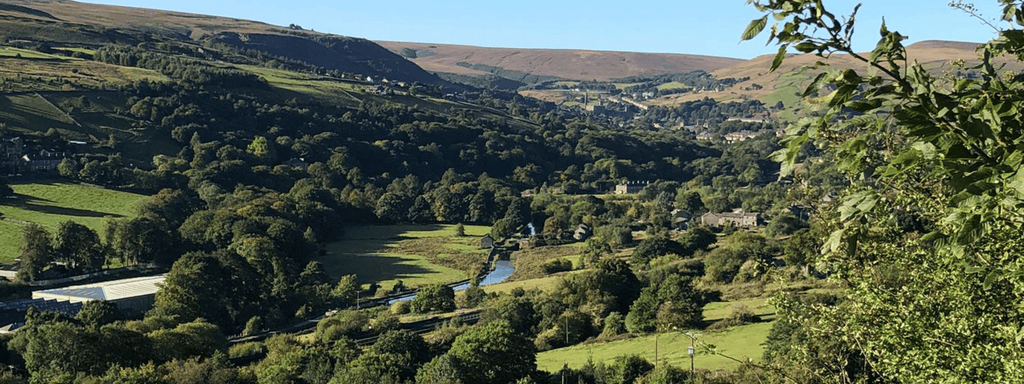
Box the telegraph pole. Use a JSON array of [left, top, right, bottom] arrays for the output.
[[655, 333, 659, 370], [687, 333, 696, 374], [563, 316, 568, 384]]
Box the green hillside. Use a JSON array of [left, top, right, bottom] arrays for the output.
[[0, 181, 147, 263]]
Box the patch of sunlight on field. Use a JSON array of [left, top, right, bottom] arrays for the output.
[[319, 224, 491, 291], [537, 322, 773, 373]]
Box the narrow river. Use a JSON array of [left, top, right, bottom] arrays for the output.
[[392, 258, 515, 303]]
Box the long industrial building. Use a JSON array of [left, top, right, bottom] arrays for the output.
[[31, 274, 166, 317]]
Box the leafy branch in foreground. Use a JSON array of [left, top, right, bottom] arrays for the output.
[[746, 0, 1024, 258], [741, 1, 1024, 382]]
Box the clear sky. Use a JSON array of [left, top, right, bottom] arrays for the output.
[[80, 0, 1006, 59]]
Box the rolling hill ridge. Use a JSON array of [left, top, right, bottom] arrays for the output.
[[0, 0, 449, 87], [374, 40, 747, 82]]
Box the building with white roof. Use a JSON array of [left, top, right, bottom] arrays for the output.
[[32, 274, 165, 316]]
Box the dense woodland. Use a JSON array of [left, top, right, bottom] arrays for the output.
[[0, 27, 833, 382], [1, 0, 1019, 383]]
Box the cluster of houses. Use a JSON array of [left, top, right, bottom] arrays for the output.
[[699, 210, 761, 228], [614, 180, 774, 231], [1, 137, 69, 174], [694, 128, 783, 143]]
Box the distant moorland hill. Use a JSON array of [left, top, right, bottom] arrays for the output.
[[374, 41, 747, 82], [374, 39, 1010, 109], [640, 40, 1015, 107], [0, 0, 448, 86]]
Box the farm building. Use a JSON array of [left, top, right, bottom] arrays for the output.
[[32, 274, 165, 317], [614, 181, 650, 194], [701, 211, 762, 229], [480, 234, 495, 249], [573, 224, 592, 241], [0, 137, 24, 173], [672, 209, 693, 230]]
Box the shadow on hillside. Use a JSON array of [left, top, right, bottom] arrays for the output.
[[8, 178, 72, 189], [16, 200, 122, 219], [321, 252, 440, 284], [12, 193, 53, 204]]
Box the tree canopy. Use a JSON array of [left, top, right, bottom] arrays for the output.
[[743, 0, 1024, 381]]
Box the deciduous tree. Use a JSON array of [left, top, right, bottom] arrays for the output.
[[410, 284, 455, 314], [17, 223, 52, 282], [742, 0, 1024, 381], [442, 320, 535, 384], [52, 220, 104, 271]]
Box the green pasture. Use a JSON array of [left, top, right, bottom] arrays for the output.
[[657, 82, 688, 90], [117, 67, 170, 83], [319, 224, 491, 291], [702, 296, 774, 322], [237, 64, 365, 103], [0, 93, 116, 141], [54, 47, 97, 56], [537, 321, 773, 373], [0, 47, 62, 60], [508, 242, 585, 281], [0, 94, 78, 133], [761, 85, 800, 108], [0, 182, 147, 263], [476, 271, 586, 296]]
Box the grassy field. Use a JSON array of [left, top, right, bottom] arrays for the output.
[[54, 47, 97, 56], [237, 64, 366, 104], [319, 224, 491, 291], [536, 321, 774, 373], [657, 82, 688, 91], [0, 47, 62, 59], [0, 53, 168, 93], [703, 296, 774, 322], [0, 94, 78, 133], [508, 242, 585, 281], [474, 270, 586, 296], [0, 181, 147, 262]]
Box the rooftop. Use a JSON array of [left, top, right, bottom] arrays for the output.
[[33, 274, 165, 302]]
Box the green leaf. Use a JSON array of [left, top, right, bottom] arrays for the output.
[[1004, 4, 1016, 22], [769, 44, 788, 72], [824, 229, 844, 254], [965, 266, 986, 274], [794, 42, 818, 53], [984, 269, 1004, 290], [1006, 150, 1024, 169], [771, 133, 809, 177], [920, 231, 947, 243], [1005, 167, 1024, 195], [742, 15, 769, 41], [802, 72, 829, 97], [911, 142, 937, 160]]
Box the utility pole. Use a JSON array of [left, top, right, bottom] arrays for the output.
[[565, 316, 569, 345], [655, 333, 659, 370], [563, 316, 568, 384], [687, 332, 696, 374]]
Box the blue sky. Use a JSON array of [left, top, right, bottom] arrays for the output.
[[82, 0, 1005, 59]]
